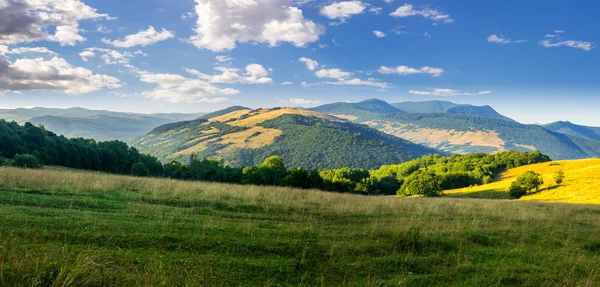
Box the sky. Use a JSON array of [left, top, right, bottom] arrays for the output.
[[0, 0, 599, 125]]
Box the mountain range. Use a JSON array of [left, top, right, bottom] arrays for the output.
[[2, 100, 599, 168], [0, 107, 204, 142], [311, 99, 600, 160]]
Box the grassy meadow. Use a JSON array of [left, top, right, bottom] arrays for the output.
[[444, 159, 600, 204], [1, 166, 600, 286]]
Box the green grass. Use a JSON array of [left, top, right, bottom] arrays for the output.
[[1, 167, 599, 286]]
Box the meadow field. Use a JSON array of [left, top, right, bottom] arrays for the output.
[[444, 159, 600, 204], [0, 167, 599, 286]]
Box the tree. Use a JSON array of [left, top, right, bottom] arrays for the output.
[[553, 169, 565, 185], [11, 154, 41, 169], [509, 170, 544, 198], [131, 162, 150, 177]]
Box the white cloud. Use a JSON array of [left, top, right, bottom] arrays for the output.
[[369, 7, 382, 14], [0, 54, 122, 95], [185, 63, 273, 85], [299, 57, 319, 70], [390, 4, 453, 24], [408, 88, 492, 96], [102, 26, 175, 48], [78, 48, 145, 69], [315, 68, 352, 80], [78, 51, 95, 62], [320, 1, 366, 21], [281, 81, 293, 85], [52, 25, 86, 46], [0, 0, 113, 45], [373, 30, 387, 38], [487, 34, 527, 44], [215, 55, 233, 63], [325, 77, 390, 89], [246, 63, 269, 78], [539, 31, 594, 51], [188, 0, 325, 52], [299, 59, 390, 90], [0, 45, 56, 56], [138, 70, 238, 103], [289, 97, 320, 105], [378, 65, 444, 77]]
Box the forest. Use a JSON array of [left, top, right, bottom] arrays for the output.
[[0, 119, 550, 196]]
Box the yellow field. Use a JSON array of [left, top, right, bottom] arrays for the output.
[[444, 158, 600, 204]]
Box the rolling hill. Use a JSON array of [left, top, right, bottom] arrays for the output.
[[443, 158, 600, 204], [312, 99, 600, 160], [133, 107, 436, 169], [0, 107, 204, 142]]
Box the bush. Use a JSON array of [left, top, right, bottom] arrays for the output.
[[131, 162, 150, 177], [509, 170, 544, 198], [554, 170, 565, 185], [11, 154, 41, 169]]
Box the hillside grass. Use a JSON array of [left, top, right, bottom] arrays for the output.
[[1, 167, 600, 286], [444, 159, 600, 204]]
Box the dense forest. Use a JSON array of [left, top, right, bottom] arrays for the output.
[[0, 119, 550, 196]]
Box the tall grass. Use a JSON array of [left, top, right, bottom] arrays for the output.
[[1, 167, 599, 286]]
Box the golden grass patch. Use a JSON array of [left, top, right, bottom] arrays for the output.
[[444, 159, 600, 204]]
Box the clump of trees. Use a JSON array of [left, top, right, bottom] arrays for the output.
[[11, 154, 41, 169], [509, 170, 544, 198]]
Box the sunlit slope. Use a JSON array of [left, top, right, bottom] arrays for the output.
[[443, 159, 600, 204]]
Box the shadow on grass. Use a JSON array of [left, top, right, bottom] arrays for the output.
[[443, 189, 511, 199]]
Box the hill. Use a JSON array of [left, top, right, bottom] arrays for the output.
[[1, 166, 599, 286], [310, 98, 403, 121], [391, 100, 513, 121], [444, 159, 600, 204], [543, 121, 600, 141], [312, 100, 600, 159], [0, 107, 204, 141], [133, 107, 435, 169]]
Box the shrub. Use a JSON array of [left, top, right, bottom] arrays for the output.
[[553, 169, 565, 185], [11, 154, 41, 169], [509, 170, 544, 198], [131, 162, 150, 177]]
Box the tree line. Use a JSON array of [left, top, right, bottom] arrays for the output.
[[0, 120, 551, 196]]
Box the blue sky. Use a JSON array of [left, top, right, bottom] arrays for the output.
[[0, 0, 598, 125]]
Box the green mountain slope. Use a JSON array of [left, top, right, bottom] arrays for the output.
[[310, 99, 403, 121], [543, 121, 600, 141], [391, 100, 513, 121], [0, 107, 204, 142], [133, 107, 436, 169]]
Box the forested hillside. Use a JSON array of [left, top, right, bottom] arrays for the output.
[[133, 107, 436, 170], [543, 121, 600, 141], [391, 100, 513, 121]]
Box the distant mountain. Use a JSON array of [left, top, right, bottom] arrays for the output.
[[310, 99, 403, 121], [392, 101, 513, 121], [0, 107, 204, 142], [133, 107, 436, 170], [543, 121, 600, 141], [311, 99, 600, 160]]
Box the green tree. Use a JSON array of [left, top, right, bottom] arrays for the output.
[[12, 154, 41, 169], [131, 162, 150, 177], [509, 170, 544, 198], [553, 169, 565, 185]]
